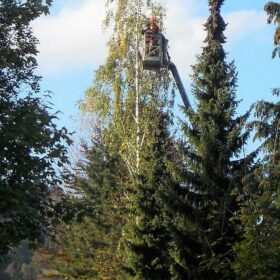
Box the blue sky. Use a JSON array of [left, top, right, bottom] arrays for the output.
[[32, 0, 279, 136]]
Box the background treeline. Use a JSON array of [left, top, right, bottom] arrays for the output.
[[0, 0, 280, 279]]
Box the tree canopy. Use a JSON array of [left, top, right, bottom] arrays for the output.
[[0, 0, 71, 257]]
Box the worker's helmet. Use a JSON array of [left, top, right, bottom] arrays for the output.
[[150, 17, 156, 24]]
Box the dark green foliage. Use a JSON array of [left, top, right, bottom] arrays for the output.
[[123, 112, 178, 280], [252, 89, 280, 157], [0, 0, 52, 93], [0, 0, 71, 257], [0, 92, 71, 256], [176, 0, 253, 278], [233, 90, 280, 279], [264, 2, 280, 58], [232, 5, 280, 276], [46, 139, 126, 279]]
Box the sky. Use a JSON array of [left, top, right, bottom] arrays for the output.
[[31, 0, 280, 136]]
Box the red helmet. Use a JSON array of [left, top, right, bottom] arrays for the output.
[[150, 17, 156, 24]]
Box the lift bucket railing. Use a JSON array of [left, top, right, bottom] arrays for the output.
[[144, 33, 162, 58]]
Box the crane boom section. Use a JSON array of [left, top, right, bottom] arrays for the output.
[[168, 62, 192, 110]]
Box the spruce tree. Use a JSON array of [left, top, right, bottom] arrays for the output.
[[123, 112, 179, 279], [233, 95, 280, 279], [44, 138, 127, 279], [264, 1, 280, 58], [174, 0, 253, 278], [232, 4, 280, 277]]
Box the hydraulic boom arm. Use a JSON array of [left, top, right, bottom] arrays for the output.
[[168, 62, 192, 110]]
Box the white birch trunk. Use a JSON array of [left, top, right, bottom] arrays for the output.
[[135, 0, 141, 172]]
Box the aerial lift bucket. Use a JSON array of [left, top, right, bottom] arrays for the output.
[[143, 33, 166, 70]]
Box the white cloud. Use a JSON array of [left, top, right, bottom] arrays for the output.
[[164, 0, 266, 83], [165, 0, 205, 83], [32, 0, 108, 74], [225, 10, 266, 45], [32, 0, 266, 77]]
